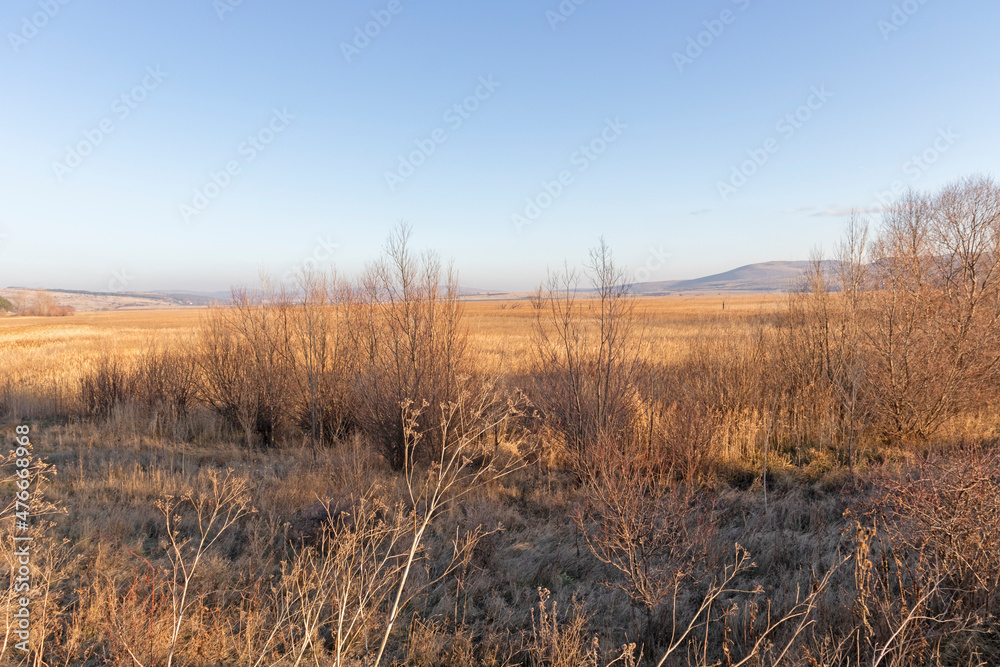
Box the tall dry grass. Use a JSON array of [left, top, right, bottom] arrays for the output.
[[1, 177, 1000, 663]]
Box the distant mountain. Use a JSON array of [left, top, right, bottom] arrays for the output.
[[1, 261, 836, 313], [151, 289, 232, 302], [461, 261, 825, 301], [632, 261, 824, 295]]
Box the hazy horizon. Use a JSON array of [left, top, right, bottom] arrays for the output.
[[2, 257, 820, 296], [2, 1, 998, 292]]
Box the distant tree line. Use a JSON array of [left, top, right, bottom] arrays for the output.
[[5, 289, 75, 316]]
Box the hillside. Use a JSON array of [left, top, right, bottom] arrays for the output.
[[632, 261, 820, 295], [0, 288, 222, 313], [1, 261, 829, 313]]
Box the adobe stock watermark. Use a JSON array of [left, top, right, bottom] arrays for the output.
[[512, 117, 627, 233], [341, 0, 414, 63], [630, 246, 670, 285], [282, 236, 340, 284], [107, 268, 133, 292], [179, 108, 294, 224], [545, 0, 589, 31], [873, 127, 958, 208], [384, 75, 501, 192], [717, 85, 832, 202], [214, 0, 248, 21], [878, 0, 930, 41], [51, 66, 168, 183], [8, 0, 73, 53], [673, 0, 751, 73]]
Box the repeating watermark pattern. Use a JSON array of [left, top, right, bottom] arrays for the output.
[[108, 268, 134, 292], [717, 85, 833, 202], [52, 66, 169, 183], [673, 0, 751, 73], [545, 0, 589, 31], [12, 424, 33, 653], [179, 108, 294, 223], [384, 75, 501, 192], [809, 127, 960, 218], [8, 0, 73, 53], [511, 117, 627, 233], [340, 0, 413, 63], [878, 0, 931, 40], [214, 0, 248, 21], [873, 127, 958, 208], [630, 246, 670, 285], [282, 236, 340, 285]]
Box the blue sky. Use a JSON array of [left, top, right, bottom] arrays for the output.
[[1, 0, 997, 292]]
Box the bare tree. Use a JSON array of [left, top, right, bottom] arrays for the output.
[[286, 268, 355, 458], [863, 177, 1000, 442], [530, 238, 644, 465], [197, 276, 296, 447], [834, 213, 871, 480], [789, 176, 1000, 451], [352, 222, 469, 469]]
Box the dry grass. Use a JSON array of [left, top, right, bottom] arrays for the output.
[[0, 295, 778, 418], [1, 288, 998, 665], [0, 309, 202, 419]]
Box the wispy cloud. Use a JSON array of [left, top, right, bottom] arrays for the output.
[[809, 205, 884, 218]]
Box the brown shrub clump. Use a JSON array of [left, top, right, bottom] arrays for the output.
[[3, 176, 1000, 664], [12, 289, 75, 316]]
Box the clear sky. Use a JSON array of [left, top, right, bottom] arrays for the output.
[[1, 0, 998, 292]]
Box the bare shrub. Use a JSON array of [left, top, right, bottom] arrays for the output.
[[134, 345, 198, 416], [370, 389, 524, 666], [156, 469, 253, 667], [572, 436, 714, 639], [802, 176, 1000, 448], [80, 345, 197, 428], [852, 449, 1000, 663], [784, 228, 873, 477], [527, 588, 603, 667], [285, 269, 357, 454], [529, 239, 644, 467], [197, 279, 297, 447], [236, 389, 526, 666], [351, 223, 470, 469], [79, 353, 138, 419], [195, 269, 357, 450], [266, 493, 408, 665], [13, 289, 75, 317], [653, 396, 721, 484], [864, 190, 964, 442]]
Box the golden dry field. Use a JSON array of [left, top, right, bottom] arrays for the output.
[[0, 308, 204, 418], [0, 294, 782, 412], [1, 285, 998, 666]]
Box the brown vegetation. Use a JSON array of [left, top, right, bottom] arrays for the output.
[[9, 289, 75, 317], [0, 178, 999, 665]]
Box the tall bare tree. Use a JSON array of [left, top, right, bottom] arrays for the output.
[[351, 223, 468, 468], [530, 238, 643, 465]]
